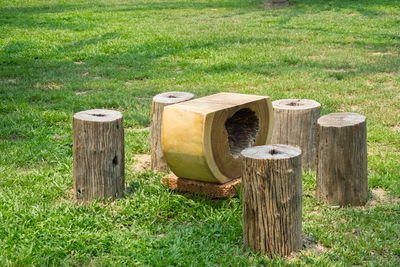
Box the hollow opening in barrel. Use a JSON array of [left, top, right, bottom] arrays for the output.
[[225, 108, 259, 158], [90, 113, 106, 117]]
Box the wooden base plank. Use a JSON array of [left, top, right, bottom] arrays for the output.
[[162, 173, 241, 199]]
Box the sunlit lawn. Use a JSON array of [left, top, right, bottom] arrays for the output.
[[0, 0, 399, 265]]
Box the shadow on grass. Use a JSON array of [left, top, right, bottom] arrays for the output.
[[0, 32, 398, 133], [0, 0, 399, 165], [2, 32, 397, 81], [126, 181, 141, 195], [0, 0, 260, 31], [293, 0, 398, 14], [0, 0, 396, 32]]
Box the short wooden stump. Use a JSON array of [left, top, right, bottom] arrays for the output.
[[73, 109, 125, 202], [271, 99, 321, 171], [241, 144, 302, 257], [162, 173, 241, 199], [316, 112, 368, 206]]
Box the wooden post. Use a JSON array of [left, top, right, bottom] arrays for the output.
[[151, 91, 194, 172], [241, 144, 302, 257], [271, 99, 321, 171], [316, 112, 368, 206], [264, 0, 290, 8], [73, 109, 124, 202]]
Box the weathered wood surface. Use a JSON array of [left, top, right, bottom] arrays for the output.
[[73, 109, 125, 202], [316, 112, 368, 206], [150, 91, 194, 172], [271, 99, 321, 171], [162, 92, 274, 184], [241, 144, 302, 257], [264, 0, 290, 8]]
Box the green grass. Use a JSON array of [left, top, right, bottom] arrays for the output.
[[0, 0, 399, 265]]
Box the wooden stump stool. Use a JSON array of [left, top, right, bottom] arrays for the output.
[[271, 99, 321, 171], [73, 109, 125, 202], [316, 112, 368, 206], [151, 91, 194, 172], [241, 144, 302, 257]]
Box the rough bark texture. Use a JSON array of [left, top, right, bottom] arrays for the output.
[[271, 99, 321, 171], [264, 0, 290, 8], [150, 91, 194, 172], [241, 145, 302, 257], [73, 109, 125, 202], [316, 112, 368, 206]]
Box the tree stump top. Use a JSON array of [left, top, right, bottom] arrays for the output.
[[318, 112, 366, 127], [73, 109, 122, 122], [241, 144, 301, 160], [153, 91, 194, 104], [273, 99, 321, 111]]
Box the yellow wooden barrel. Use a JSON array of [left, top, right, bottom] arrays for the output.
[[161, 93, 274, 184]]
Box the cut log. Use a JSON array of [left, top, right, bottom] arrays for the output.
[[73, 109, 124, 202], [316, 112, 368, 206], [150, 91, 194, 172], [264, 0, 290, 8], [271, 99, 321, 171], [241, 144, 302, 257], [162, 92, 274, 184]]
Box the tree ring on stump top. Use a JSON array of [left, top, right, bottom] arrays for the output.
[[73, 109, 122, 122], [273, 99, 321, 111], [318, 112, 366, 127], [153, 91, 194, 104], [225, 108, 259, 159], [241, 144, 302, 160]]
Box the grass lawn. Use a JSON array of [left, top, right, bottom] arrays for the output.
[[0, 0, 399, 265]]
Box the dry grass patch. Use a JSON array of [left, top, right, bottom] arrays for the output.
[[0, 78, 16, 83], [365, 188, 400, 208], [370, 52, 397, 56], [287, 235, 329, 263], [132, 154, 151, 172], [308, 55, 326, 59], [392, 126, 400, 132]]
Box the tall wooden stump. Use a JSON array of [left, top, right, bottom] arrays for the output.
[[241, 144, 302, 257], [316, 112, 368, 206], [264, 0, 290, 8], [73, 109, 125, 202], [271, 99, 321, 171], [151, 91, 194, 172]]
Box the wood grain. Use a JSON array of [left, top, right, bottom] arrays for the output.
[[150, 91, 194, 171], [241, 144, 302, 257], [73, 109, 125, 202], [162, 92, 274, 184], [316, 112, 368, 206], [271, 99, 321, 171]]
